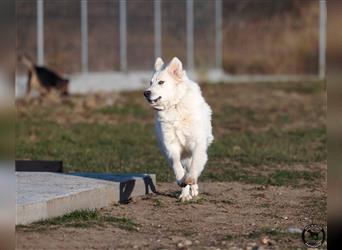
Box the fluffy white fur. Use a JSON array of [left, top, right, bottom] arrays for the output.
[[144, 57, 213, 201]]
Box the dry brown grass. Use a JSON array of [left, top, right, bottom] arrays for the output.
[[222, 1, 319, 74], [17, 0, 319, 75]]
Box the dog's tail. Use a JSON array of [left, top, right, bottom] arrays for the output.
[[18, 54, 35, 70]]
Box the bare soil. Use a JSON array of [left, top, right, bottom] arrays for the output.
[[16, 179, 327, 250], [16, 81, 327, 249]]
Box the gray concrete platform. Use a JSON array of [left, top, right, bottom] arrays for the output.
[[16, 172, 156, 225]]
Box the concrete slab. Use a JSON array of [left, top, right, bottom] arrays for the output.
[[16, 172, 156, 225], [69, 173, 157, 202]]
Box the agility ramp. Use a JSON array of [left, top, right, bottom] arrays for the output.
[[16, 172, 156, 225]]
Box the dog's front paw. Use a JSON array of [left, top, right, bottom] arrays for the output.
[[190, 184, 199, 197], [179, 185, 193, 202]]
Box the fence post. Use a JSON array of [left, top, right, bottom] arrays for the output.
[[215, 0, 222, 70], [154, 0, 162, 59], [319, 0, 326, 80], [119, 0, 127, 72], [81, 0, 88, 73], [186, 0, 194, 71], [36, 0, 44, 66]]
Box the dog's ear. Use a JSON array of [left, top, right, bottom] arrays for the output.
[[154, 57, 164, 71], [167, 57, 183, 81]]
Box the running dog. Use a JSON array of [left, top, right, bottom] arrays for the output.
[[19, 54, 69, 97], [144, 57, 213, 201]]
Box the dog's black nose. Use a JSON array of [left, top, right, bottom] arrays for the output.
[[144, 91, 151, 98]]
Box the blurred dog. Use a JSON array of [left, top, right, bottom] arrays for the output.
[[19, 54, 69, 97], [144, 57, 213, 201]]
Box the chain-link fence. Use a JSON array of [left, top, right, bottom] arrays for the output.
[[16, 0, 326, 81]]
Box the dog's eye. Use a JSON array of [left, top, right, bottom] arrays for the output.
[[149, 81, 153, 86], [158, 81, 165, 85]]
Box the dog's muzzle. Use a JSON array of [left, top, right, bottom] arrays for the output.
[[144, 91, 161, 104], [149, 96, 161, 103]]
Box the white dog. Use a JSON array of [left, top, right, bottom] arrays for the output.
[[144, 57, 213, 201]]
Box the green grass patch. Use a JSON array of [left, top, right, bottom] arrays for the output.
[[16, 118, 171, 181], [208, 127, 326, 167], [269, 169, 322, 186], [16, 209, 139, 232], [16, 83, 326, 186], [96, 103, 147, 118], [16, 115, 325, 185]]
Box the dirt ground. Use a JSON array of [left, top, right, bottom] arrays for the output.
[[16, 179, 326, 250], [16, 81, 326, 249]]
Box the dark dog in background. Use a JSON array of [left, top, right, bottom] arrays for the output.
[[19, 55, 69, 97]]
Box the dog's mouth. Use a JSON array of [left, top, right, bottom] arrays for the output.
[[147, 96, 162, 104]]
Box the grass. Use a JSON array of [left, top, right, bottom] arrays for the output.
[[97, 103, 148, 118], [16, 81, 326, 187], [208, 127, 326, 166], [17, 209, 139, 232], [153, 198, 166, 208]]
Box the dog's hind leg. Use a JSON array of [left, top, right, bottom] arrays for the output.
[[166, 144, 186, 186], [184, 144, 208, 186], [181, 157, 192, 173], [166, 145, 194, 201], [190, 184, 199, 197], [181, 157, 199, 197], [180, 155, 200, 197], [180, 157, 199, 199]]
